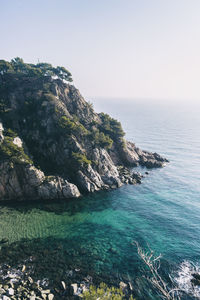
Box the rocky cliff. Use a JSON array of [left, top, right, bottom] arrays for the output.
[[0, 59, 168, 201]]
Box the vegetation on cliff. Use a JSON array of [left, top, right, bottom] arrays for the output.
[[0, 57, 72, 82], [0, 128, 32, 164]]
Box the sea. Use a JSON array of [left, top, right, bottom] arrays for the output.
[[0, 98, 200, 299]]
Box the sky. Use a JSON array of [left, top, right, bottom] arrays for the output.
[[1, 0, 200, 101]]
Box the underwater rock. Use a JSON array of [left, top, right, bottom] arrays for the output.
[[71, 283, 78, 294], [191, 273, 200, 285], [0, 238, 8, 244], [7, 287, 14, 296], [61, 281, 66, 290]]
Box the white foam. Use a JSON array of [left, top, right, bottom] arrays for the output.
[[174, 261, 200, 299]]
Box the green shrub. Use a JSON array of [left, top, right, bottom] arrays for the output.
[[72, 152, 91, 167], [0, 136, 32, 164], [5, 128, 17, 138], [81, 282, 134, 300], [99, 113, 125, 140], [92, 129, 113, 149], [58, 116, 89, 137], [0, 58, 73, 82]]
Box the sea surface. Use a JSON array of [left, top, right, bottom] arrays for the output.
[[0, 98, 200, 299]]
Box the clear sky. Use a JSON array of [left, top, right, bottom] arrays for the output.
[[1, 0, 200, 101]]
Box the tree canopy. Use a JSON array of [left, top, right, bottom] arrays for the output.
[[0, 57, 73, 82]]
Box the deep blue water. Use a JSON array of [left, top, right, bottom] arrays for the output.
[[0, 99, 200, 299]]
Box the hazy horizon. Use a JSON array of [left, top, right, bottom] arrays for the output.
[[1, 0, 200, 101]]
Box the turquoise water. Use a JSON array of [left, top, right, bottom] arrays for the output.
[[0, 99, 200, 299]]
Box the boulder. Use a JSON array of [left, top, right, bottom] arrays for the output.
[[191, 273, 200, 286], [0, 122, 4, 144], [77, 164, 105, 192], [38, 178, 80, 199], [2, 296, 11, 300], [13, 137, 23, 148], [7, 288, 14, 296], [71, 283, 78, 295], [119, 281, 127, 290], [120, 141, 140, 166]]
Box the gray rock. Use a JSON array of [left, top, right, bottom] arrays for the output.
[[80, 284, 88, 293], [41, 290, 51, 294], [3, 285, 9, 290], [13, 137, 23, 148], [119, 281, 127, 290], [38, 177, 80, 199], [25, 166, 45, 187], [28, 277, 34, 284], [22, 265, 26, 272], [121, 141, 140, 166], [0, 162, 80, 201], [71, 283, 78, 295], [61, 281, 66, 290], [62, 180, 80, 198], [93, 148, 123, 188], [0, 288, 5, 294], [0, 122, 4, 144], [129, 281, 133, 291], [2, 296, 11, 300], [77, 170, 99, 192]]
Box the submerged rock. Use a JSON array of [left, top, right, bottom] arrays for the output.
[[0, 123, 4, 145], [0, 238, 8, 244], [61, 281, 66, 290], [7, 287, 14, 296], [71, 283, 78, 295], [119, 281, 128, 290], [191, 273, 200, 286]]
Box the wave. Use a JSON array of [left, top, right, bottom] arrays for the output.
[[174, 261, 200, 299]]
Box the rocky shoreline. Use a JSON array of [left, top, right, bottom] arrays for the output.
[[0, 122, 168, 202], [0, 238, 134, 300], [0, 262, 91, 300], [0, 263, 131, 300]]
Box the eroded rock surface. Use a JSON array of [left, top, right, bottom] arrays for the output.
[[0, 162, 80, 201]]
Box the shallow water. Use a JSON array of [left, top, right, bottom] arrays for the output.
[[0, 99, 200, 299]]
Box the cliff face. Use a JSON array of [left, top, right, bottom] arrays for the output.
[[0, 69, 168, 201]]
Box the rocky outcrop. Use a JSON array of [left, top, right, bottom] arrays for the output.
[[0, 62, 168, 201], [77, 165, 105, 193], [121, 141, 168, 168], [0, 161, 80, 201], [93, 148, 123, 188]]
